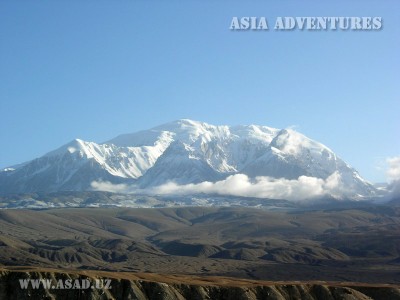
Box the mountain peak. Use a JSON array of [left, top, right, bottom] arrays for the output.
[[0, 120, 376, 199], [153, 118, 212, 133], [43, 138, 89, 157], [173, 118, 206, 126], [270, 128, 334, 157]]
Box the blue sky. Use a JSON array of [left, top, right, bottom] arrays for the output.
[[0, 1, 399, 182]]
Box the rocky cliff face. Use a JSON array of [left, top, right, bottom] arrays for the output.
[[0, 269, 399, 300]]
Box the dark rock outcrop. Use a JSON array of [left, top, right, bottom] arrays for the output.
[[0, 269, 399, 300]]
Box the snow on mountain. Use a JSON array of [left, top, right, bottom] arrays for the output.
[[0, 119, 376, 198], [137, 140, 222, 187]]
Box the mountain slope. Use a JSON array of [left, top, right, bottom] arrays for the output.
[[0, 119, 376, 198], [136, 141, 222, 187]]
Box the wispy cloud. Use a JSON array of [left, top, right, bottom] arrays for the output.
[[386, 156, 400, 198], [387, 156, 400, 181], [90, 181, 128, 193], [91, 172, 345, 201]]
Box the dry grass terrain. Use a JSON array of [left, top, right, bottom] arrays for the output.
[[0, 206, 399, 285]]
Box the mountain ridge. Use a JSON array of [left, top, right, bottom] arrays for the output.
[[0, 119, 376, 199]]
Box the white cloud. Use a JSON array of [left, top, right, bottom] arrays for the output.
[[92, 172, 350, 201], [386, 156, 400, 181], [151, 172, 342, 201], [90, 181, 128, 193], [386, 156, 400, 198], [92, 172, 345, 201]]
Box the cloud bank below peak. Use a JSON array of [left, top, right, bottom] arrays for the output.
[[91, 171, 352, 202]]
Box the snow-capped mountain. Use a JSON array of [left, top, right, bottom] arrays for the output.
[[0, 119, 376, 198]]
